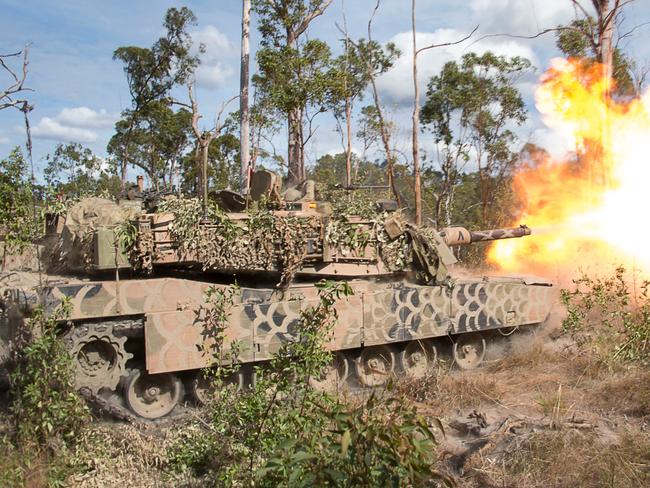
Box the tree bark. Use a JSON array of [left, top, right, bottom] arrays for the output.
[[287, 106, 304, 185], [411, 0, 422, 225], [239, 0, 251, 193], [345, 96, 352, 188], [595, 0, 614, 189]]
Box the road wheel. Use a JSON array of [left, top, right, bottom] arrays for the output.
[[124, 366, 183, 419], [452, 333, 486, 370], [310, 353, 350, 391], [190, 368, 245, 406], [355, 346, 395, 387], [399, 340, 432, 378]]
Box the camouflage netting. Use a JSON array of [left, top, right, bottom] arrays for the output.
[[142, 198, 432, 287], [154, 198, 319, 287], [46, 198, 141, 273], [49, 196, 449, 286]]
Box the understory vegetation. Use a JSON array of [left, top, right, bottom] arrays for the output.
[[169, 280, 450, 487], [0, 300, 90, 487], [561, 265, 650, 364]]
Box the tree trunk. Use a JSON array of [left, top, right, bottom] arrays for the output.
[[239, 0, 251, 193], [367, 75, 401, 207], [200, 138, 210, 217], [597, 0, 613, 189], [345, 96, 352, 188], [411, 0, 422, 225], [287, 106, 304, 185]]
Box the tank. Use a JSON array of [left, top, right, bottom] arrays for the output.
[[0, 171, 553, 420]]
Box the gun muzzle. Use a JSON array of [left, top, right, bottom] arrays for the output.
[[440, 225, 531, 246]]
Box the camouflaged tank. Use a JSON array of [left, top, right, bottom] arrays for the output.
[[0, 171, 554, 420]]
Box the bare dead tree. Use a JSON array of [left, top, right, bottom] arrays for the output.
[[239, 0, 251, 193], [340, 2, 354, 189], [630, 58, 650, 95], [1, 46, 33, 114], [411, 0, 477, 225], [343, 0, 403, 206], [186, 82, 237, 216]]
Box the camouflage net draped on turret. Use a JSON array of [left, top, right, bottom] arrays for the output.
[[45, 198, 141, 273], [51, 197, 451, 287], [154, 199, 319, 287], [145, 198, 439, 287]]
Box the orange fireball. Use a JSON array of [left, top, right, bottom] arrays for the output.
[[489, 58, 650, 279]]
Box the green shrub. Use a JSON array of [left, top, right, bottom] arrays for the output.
[[561, 266, 650, 364], [10, 299, 90, 445], [3, 299, 91, 486], [170, 280, 450, 486]]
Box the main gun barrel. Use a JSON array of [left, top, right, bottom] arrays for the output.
[[440, 225, 531, 246]]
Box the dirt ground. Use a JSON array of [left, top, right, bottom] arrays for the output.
[[54, 324, 649, 488], [408, 331, 650, 487]]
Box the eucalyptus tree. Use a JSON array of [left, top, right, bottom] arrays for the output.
[[107, 102, 193, 190], [112, 7, 199, 186], [556, 17, 634, 96], [348, 38, 401, 204], [252, 0, 334, 185], [421, 52, 531, 227], [44, 143, 120, 197]]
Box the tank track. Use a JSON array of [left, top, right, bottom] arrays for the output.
[[68, 317, 152, 425], [72, 323, 533, 425], [72, 318, 191, 425]]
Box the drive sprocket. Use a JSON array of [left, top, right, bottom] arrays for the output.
[[64, 323, 133, 394]]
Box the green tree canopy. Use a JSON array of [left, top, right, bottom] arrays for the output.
[[112, 7, 200, 184], [44, 143, 120, 198], [108, 101, 193, 190], [421, 51, 531, 227], [556, 18, 635, 97], [0, 147, 35, 262]]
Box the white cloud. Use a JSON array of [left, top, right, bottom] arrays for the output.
[[31, 106, 117, 143], [56, 107, 116, 129], [376, 28, 539, 105], [195, 62, 235, 89], [193, 24, 231, 53], [470, 0, 578, 35], [191, 25, 235, 90], [31, 117, 98, 143]]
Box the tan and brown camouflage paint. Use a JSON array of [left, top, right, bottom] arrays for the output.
[[38, 276, 553, 375]]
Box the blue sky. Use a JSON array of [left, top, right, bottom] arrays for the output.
[[2, 0, 650, 182]]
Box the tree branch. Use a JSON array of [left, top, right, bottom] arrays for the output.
[[416, 25, 479, 55], [293, 0, 334, 39], [212, 95, 239, 136], [0, 46, 33, 114]]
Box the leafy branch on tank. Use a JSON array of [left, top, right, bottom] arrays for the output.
[[193, 284, 245, 400], [114, 194, 450, 288], [115, 219, 154, 273]]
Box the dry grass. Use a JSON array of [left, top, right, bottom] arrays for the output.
[[400, 333, 650, 488], [398, 366, 509, 418], [588, 369, 650, 418], [465, 427, 650, 488], [65, 421, 200, 488]]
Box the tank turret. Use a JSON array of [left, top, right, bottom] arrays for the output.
[[45, 178, 534, 289]]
